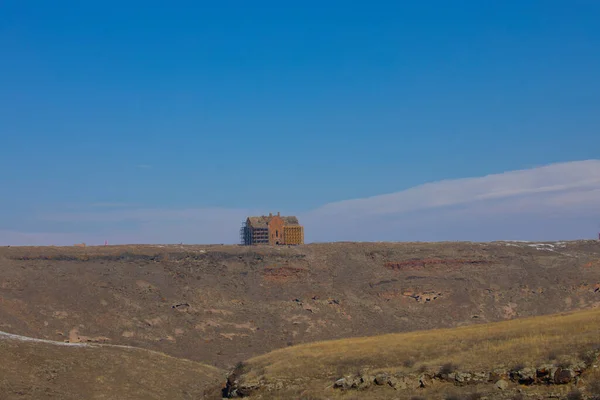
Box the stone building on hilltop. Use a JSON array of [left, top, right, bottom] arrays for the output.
[[240, 212, 304, 245]]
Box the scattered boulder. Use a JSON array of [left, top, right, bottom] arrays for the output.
[[571, 360, 587, 373], [553, 368, 573, 384], [445, 370, 489, 384], [489, 369, 505, 382], [536, 364, 557, 383], [419, 373, 434, 388], [333, 378, 346, 389], [495, 379, 509, 390], [374, 373, 389, 386], [358, 375, 374, 389], [471, 371, 489, 383], [333, 375, 361, 390], [388, 376, 404, 389], [231, 377, 261, 397], [511, 367, 535, 384], [451, 371, 473, 385]]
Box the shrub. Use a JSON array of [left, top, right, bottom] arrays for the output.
[[439, 362, 458, 375], [579, 347, 600, 365], [590, 379, 600, 395], [403, 358, 415, 368], [233, 361, 247, 375], [511, 362, 525, 371], [567, 389, 583, 400]]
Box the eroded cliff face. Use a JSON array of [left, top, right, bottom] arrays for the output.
[[0, 241, 599, 368]]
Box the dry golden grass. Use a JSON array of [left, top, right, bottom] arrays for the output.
[[0, 339, 225, 400], [237, 307, 600, 398]]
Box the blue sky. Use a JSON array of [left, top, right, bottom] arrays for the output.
[[1, 1, 599, 244]]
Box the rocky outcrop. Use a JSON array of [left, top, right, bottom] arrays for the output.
[[328, 355, 599, 394], [220, 348, 600, 398]]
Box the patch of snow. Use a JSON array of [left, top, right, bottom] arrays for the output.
[[0, 330, 135, 351], [0, 330, 90, 347], [527, 243, 556, 251]]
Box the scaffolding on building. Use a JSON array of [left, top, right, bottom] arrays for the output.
[[240, 213, 304, 246]]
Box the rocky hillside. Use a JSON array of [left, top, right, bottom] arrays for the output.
[[0, 241, 599, 369]]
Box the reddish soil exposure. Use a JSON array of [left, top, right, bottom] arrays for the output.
[[384, 258, 492, 270]]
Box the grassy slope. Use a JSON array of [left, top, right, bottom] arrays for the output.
[[0, 339, 225, 400], [236, 307, 600, 399]]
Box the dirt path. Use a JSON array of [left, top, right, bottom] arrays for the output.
[[0, 329, 139, 351]]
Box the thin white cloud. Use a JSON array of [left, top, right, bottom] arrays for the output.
[[3, 160, 600, 245], [309, 159, 600, 218], [301, 159, 600, 242]]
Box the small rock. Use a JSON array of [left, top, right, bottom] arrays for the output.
[[236, 378, 261, 397], [489, 370, 504, 382], [334, 376, 362, 390], [374, 373, 389, 386], [358, 375, 374, 389], [512, 367, 535, 384], [571, 360, 587, 373], [333, 378, 346, 389], [553, 368, 573, 384], [387, 376, 400, 389], [537, 365, 558, 384], [454, 371, 472, 384], [472, 371, 488, 383], [419, 374, 433, 388], [347, 376, 361, 389], [495, 379, 509, 390], [393, 376, 412, 389]]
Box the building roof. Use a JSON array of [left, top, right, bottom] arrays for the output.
[[282, 216, 299, 225], [247, 216, 269, 228], [246, 215, 301, 228]]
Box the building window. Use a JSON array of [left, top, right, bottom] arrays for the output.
[[276, 230, 279, 237]]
